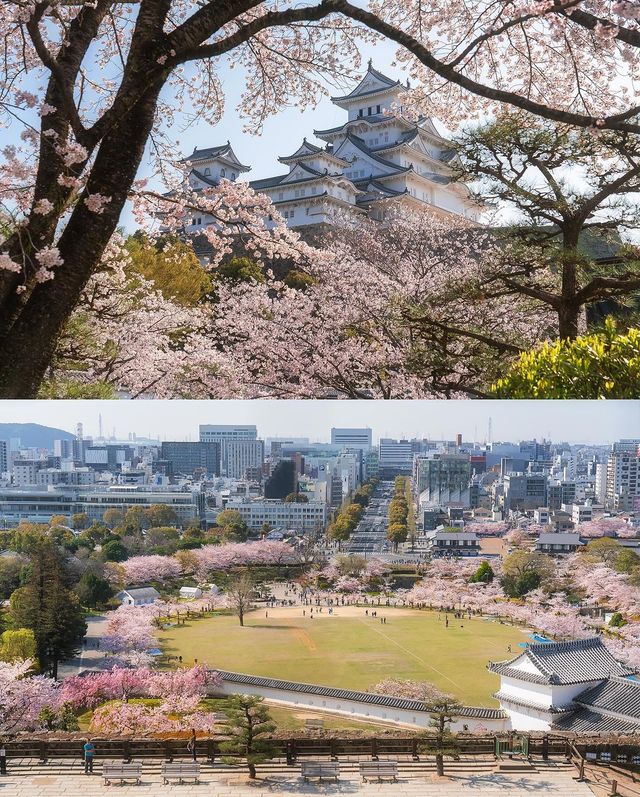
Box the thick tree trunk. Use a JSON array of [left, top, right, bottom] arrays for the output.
[[558, 229, 581, 341], [0, 84, 162, 398]]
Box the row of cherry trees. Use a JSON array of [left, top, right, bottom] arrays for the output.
[[106, 539, 300, 587]]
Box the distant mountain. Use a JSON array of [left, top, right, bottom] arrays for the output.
[[0, 423, 75, 450]]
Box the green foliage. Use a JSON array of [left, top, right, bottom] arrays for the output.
[[126, 233, 212, 306], [0, 556, 25, 600], [103, 509, 124, 528], [38, 379, 116, 399], [609, 611, 627, 628], [615, 548, 640, 575], [102, 539, 129, 562], [75, 572, 113, 608], [219, 695, 278, 778], [215, 257, 265, 285], [469, 561, 494, 583], [215, 509, 249, 542], [284, 492, 308, 503], [492, 321, 640, 399], [38, 703, 80, 732], [10, 539, 87, 677], [0, 628, 37, 662], [144, 505, 178, 527], [502, 570, 542, 597], [283, 269, 317, 290]]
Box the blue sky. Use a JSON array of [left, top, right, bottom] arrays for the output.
[[1, 400, 637, 444]]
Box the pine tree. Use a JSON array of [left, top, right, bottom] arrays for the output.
[[10, 539, 86, 678], [219, 696, 277, 779]]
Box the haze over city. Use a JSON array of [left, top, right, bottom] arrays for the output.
[[1, 400, 636, 444]]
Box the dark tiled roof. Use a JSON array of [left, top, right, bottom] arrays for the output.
[[183, 145, 229, 162], [576, 677, 640, 720], [215, 670, 506, 719], [315, 115, 394, 137], [331, 66, 402, 102], [553, 706, 640, 734], [119, 587, 160, 599], [191, 169, 219, 188], [280, 140, 323, 159], [489, 638, 635, 685], [338, 133, 413, 172], [536, 533, 584, 545]]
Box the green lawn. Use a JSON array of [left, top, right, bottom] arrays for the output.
[[158, 607, 525, 706]]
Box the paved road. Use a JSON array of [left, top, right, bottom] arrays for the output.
[[346, 481, 394, 556], [58, 614, 111, 679]]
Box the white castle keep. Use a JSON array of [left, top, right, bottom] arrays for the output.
[[181, 62, 481, 233]]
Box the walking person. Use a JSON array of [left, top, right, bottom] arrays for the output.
[[83, 738, 95, 774], [0, 742, 7, 775], [187, 730, 197, 761]]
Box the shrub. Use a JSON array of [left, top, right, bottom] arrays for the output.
[[492, 320, 640, 398]]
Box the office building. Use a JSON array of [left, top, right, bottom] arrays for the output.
[[160, 441, 221, 477]]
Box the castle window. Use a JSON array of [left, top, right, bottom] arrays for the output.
[[367, 106, 372, 115], [278, 192, 284, 200], [204, 167, 211, 176], [220, 168, 226, 177], [358, 109, 363, 117], [376, 104, 381, 113], [231, 172, 236, 180], [290, 208, 295, 218]]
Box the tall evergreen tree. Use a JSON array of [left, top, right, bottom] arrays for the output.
[[10, 539, 86, 679]]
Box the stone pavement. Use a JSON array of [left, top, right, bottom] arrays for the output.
[[0, 765, 598, 797]]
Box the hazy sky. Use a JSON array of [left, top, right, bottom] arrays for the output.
[[1, 401, 637, 444]]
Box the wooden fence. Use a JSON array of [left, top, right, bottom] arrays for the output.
[[1, 733, 578, 763]]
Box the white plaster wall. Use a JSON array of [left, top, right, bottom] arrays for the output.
[[212, 681, 507, 733], [503, 706, 552, 732]]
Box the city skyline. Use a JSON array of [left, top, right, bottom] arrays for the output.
[[2, 400, 637, 445]]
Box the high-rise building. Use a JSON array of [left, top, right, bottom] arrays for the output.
[[414, 454, 471, 508], [378, 439, 414, 477], [225, 440, 265, 480], [199, 425, 258, 442], [503, 473, 547, 513], [606, 449, 640, 511], [264, 460, 297, 500], [0, 440, 7, 476], [199, 426, 262, 478], [160, 441, 221, 477], [330, 428, 372, 450]]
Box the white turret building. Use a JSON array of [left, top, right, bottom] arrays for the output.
[[179, 63, 481, 235], [489, 637, 640, 733]]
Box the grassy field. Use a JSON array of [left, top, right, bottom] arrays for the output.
[[158, 606, 525, 706]]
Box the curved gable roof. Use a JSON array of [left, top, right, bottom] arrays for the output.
[[489, 637, 635, 685]]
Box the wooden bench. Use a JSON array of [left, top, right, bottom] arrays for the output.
[[161, 762, 201, 784], [301, 761, 340, 782], [360, 760, 399, 782], [102, 762, 142, 785]]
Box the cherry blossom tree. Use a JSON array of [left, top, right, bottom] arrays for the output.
[[193, 540, 300, 580], [0, 659, 60, 733], [205, 207, 552, 398], [2, 0, 639, 396], [120, 554, 183, 585]]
